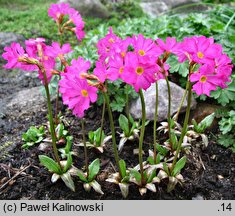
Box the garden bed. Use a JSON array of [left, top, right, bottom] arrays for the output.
[[0, 67, 234, 200]]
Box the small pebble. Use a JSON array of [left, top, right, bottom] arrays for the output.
[[217, 175, 224, 180], [192, 194, 204, 200]]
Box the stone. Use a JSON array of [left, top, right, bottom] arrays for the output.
[[190, 103, 221, 130], [1, 86, 46, 117], [0, 32, 25, 64], [0, 32, 24, 54], [59, 0, 110, 18], [129, 80, 197, 121], [140, 0, 201, 18]]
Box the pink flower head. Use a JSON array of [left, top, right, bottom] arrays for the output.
[[97, 27, 121, 61], [93, 61, 108, 83], [38, 57, 56, 84], [59, 72, 98, 118], [109, 37, 133, 59], [190, 64, 227, 96], [2, 42, 36, 71], [179, 36, 222, 64], [66, 57, 91, 76], [45, 42, 72, 58], [107, 54, 125, 81], [215, 54, 233, 78], [122, 52, 157, 92], [74, 25, 85, 41], [133, 34, 163, 61], [156, 37, 181, 55], [48, 3, 70, 21], [25, 38, 46, 58]]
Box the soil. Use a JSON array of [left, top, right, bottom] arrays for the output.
[[0, 63, 234, 200]]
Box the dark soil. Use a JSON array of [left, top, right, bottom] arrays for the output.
[[0, 64, 234, 200]]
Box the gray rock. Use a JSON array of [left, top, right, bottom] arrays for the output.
[[0, 32, 24, 54], [140, 0, 200, 18], [2, 86, 46, 117], [129, 80, 196, 121], [60, 0, 110, 18], [192, 194, 204, 200]]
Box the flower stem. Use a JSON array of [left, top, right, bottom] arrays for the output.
[[170, 81, 192, 173], [81, 118, 89, 175], [103, 92, 121, 175], [125, 91, 131, 133], [153, 81, 158, 164], [138, 89, 146, 185], [174, 80, 190, 122], [99, 94, 106, 145], [41, 67, 61, 169], [165, 76, 172, 148]]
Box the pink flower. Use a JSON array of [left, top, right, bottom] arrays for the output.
[[93, 61, 108, 83], [59, 72, 98, 118], [66, 57, 91, 76], [45, 42, 72, 58], [97, 27, 121, 62], [25, 38, 46, 58], [109, 37, 133, 59], [190, 64, 226, 96], [48, 3, 70, 21], [156, 37, 181, 55], [133, 34, 163, 61], [107, 54, 125, 81], [38, 57, 56, 84], [122, 52, 157, 92], [74, 26, 85, 41], [2, 42, 36, 71], [179, 36, 222, 64]]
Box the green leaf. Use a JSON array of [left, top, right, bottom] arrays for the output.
[[63, 153, 73, 173], [147, 169, 156, 183], [197, 113, 215, 133], [163, 162, 170, 176], [88, 131, 95, 142], [172, 156, 187, 176], [147, 156, 154, 165], [156, 144, 169, 156], [130, 169, 141, 183], [77, 170, 88, 182], [88, 159, 100, 181], [39, 155, 62, 174], [61, 172, 75, 192], [118, 114, 130, 136], [119, 160, 127, 179]]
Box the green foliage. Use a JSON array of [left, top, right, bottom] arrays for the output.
[[172, 156, 187, 176], [192, 113, 215, 133], [119, 159, 127, 179], [88, 127, 105, 147], [22, 126, 45, 149], [217, 110, 235, 153], [39, 155, 62, 174]]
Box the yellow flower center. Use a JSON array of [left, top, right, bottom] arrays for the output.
[[108, 38, 115, 43], [197, 52, 204, 59], [119, 66, 124, 74], [81, 89, 88, 97], [138, 49, 146, 56], [121, 52, 126, 58], [200, 75, 207, 83], [136, 66, 144, 75]]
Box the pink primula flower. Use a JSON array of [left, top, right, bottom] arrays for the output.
[[107, 54, 125, 81], [2, 42, 36, 71], [97, 27, 121, 61], [156, 37, 181, 55], [45, 42, 72, 58], [133, 34, 163, 61], [59, 72, 98, 118], [66, 57, 91, 76], [179, 36, 222, 64], [48, 3, 70, 21], [190, 64, 227, 96], [38, 57, 56, 84], [122, 52, 157, 92]]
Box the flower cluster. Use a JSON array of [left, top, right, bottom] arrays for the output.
[[48, 3, 85, 41], [59, 57, 98, 117], [179, 36, 233, 96], [2, 39, 72, 84]]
